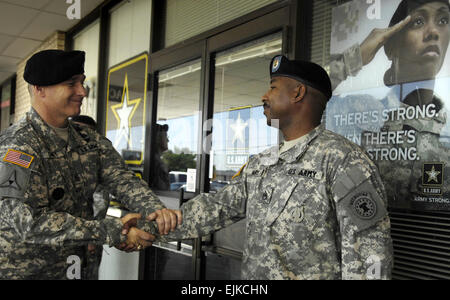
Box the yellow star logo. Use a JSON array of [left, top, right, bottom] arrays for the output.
[[111, 74, 141, 149]]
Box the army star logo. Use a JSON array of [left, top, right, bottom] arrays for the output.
[[422, 163, 444, 186], [111, 74, 141, 149], [351, 193, 377, 220], [426, 166, 440, 183], [229, 113, 248, 145]]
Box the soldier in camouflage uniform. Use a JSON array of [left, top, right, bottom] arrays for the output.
[[148, 55, 393, 279], [0, 50, 180, 279]]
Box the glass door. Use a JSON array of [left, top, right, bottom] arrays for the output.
[[151, 59, 201, 197], [145, 59, 202, 279], [204, 32, 282, 279]]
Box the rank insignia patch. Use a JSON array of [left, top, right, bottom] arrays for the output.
[[422, 163, 444, 195], [3, 149, 34, 169]]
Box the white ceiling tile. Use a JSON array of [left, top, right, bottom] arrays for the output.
[[42, 0, 74, 16], [0, 0, 104, 86], [1, 0, 52, 10], [79, 0, 105, 17], [0, 34, 15, 53], [43, 0, 104, 18], [20, 11, 78, 40], [0, 71, 13, 84], [0, 56, 20, 72], [2, 37, 42, 59], [0, 2, 40, 36]]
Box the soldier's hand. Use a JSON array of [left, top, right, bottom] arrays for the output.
[[120, 213, 141, 235], [116, 213, 141, 251], [147, 208, 183, 235], [122, 227, 155, 253], [360, 15, 411, 66]]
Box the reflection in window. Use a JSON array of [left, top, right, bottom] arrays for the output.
[[151, 60, 201, 192], [73, 20, 100, 120], [0, 81, 12, 131], [210, 33, 282, 254], [210, 33, 282, 190]]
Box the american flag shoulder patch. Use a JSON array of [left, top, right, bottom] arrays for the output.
[[3, 149, 34, 169]]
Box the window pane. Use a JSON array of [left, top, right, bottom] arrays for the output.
[[165, 0, 278, 47], [317, 0, 450, 212], [152, 59, 201, 193], [1, 81, 11, 130], [210, 33, 282, 252], [108, 0, 151, 67], [312, 0, 450, 279], [105, 54, 149, 179], [73, 20, 100, 120]]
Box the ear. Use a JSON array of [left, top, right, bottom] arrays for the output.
[[34, 85, 47, 98], [293, 84, 306, 103]]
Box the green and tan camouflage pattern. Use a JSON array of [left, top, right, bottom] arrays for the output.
[[328, 43, 363, 90], [156, 125, 393, 280], [0, 108, 165, 279]]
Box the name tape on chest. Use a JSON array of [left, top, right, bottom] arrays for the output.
[[3, 149, 34, 169], [287, 168, 322, 180], [78, 143, 98, 154]]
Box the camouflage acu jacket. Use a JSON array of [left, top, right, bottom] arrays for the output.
[[0, 108, 164, 279], [328, 43, 363, 91], [158, 125, 393, 279]]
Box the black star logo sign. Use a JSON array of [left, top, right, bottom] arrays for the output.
[[0, 170, 21, 190]]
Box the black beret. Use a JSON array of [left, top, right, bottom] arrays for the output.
[[24, 49, 85, 86], [389, 0, 450, 27], [270, 55, 332, 100], [156, 123, 169, 131]]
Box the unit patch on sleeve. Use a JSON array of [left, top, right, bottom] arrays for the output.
[[337, 180, 387, 232], [3, 149, 34, 169], [0, 162, 31, 199], [350, 192, 377, 220]]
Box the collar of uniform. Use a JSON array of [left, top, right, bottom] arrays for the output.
[[258, 124, 324, 166], [27, 108, 69, 154], [279, 124, 324, 164], [66, 121, 88, 152]]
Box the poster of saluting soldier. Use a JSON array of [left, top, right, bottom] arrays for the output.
[[326, 0, 450, 211]]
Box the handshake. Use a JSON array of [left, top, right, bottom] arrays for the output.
[[116, 208, 182, 252]]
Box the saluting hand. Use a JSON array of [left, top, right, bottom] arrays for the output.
[[360, 15, 411, 66]]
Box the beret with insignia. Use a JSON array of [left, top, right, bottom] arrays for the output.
[[270, 55, 332, 100], [24, 50, 85, 86]]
